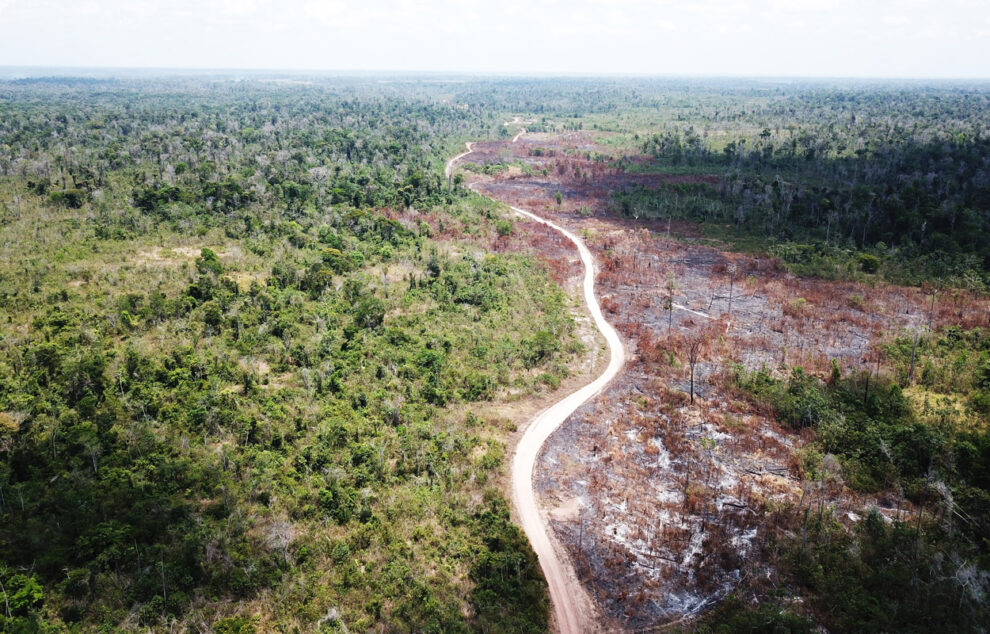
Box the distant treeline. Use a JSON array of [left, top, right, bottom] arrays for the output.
[[617, 88, 990, 287]]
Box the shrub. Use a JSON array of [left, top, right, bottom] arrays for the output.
[[48, 188, 88, 208], [495, 219, 513, 237], [859, 253, 881, 273]]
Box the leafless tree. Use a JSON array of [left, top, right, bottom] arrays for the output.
[[663, 274, 677, 336], [687, 337, 704, 404]]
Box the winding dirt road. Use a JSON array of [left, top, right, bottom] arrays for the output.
[[446, 132, 626, 632], [506, 201, 626, 633], [445, 143, 474, 180]]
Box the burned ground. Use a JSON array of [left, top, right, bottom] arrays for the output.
[[460, 132, 990, 628]]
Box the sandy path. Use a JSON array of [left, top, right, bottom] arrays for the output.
[[448, 130, 626, 632], [505, 198, 626, 633], [445, 142, 474, 180]]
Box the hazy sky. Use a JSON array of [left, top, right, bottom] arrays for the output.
[[1, 0, 988, 77]]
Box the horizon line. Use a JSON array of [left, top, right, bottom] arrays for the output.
[[2, 65, 990, 83]]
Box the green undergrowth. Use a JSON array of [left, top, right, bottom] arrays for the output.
[[720, 329, 990, 632], [612, 183, 987, 290], [0, 192, 567, 631]]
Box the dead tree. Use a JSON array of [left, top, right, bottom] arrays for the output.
[[927, 286, 938, 330], [726, 264, 737, 321], [663, 274, 677, 336], [687, 337, 704, 404], [908, 326, 921, 383]]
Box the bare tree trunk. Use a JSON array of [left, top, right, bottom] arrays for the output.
[[0, 577, 9, 619], [161, 554, 168, 612], [928, 290, 937, 330], [727, 275, 734, 320], [908, 329, 920, 383], [690, 363, 695, 404]]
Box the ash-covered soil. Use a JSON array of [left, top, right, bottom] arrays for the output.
[[460, 133, 990, 629]]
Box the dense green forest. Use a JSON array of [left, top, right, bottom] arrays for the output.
[[609, 85, 990, 288], [0, 77, 574, 631], [0, 75, 988, 632]]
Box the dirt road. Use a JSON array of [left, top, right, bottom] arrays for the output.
[[448, 132, 626, 632], [506, 199, 626, 633], [444, 142, 474, 180]]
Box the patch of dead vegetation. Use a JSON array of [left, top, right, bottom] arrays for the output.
[[135, 245, 232, 265], [458, 134, 990, 629]]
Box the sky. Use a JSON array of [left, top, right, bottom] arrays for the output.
[[1, 0, 989, 78]]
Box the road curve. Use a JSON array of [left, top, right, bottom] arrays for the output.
[[507, 201, 626, 633], [446, 133, 627, 632], [445, 142, 474, 180]]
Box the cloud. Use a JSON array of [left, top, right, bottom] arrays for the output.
[[300, 0, 382, 29], [769, 0, 839, 12], [211, 0, 266, 17], [913, 25, 957, 40], [302, 0, 347, 23]]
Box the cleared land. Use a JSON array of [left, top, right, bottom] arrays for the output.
[[458, 130, 990, 629]]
